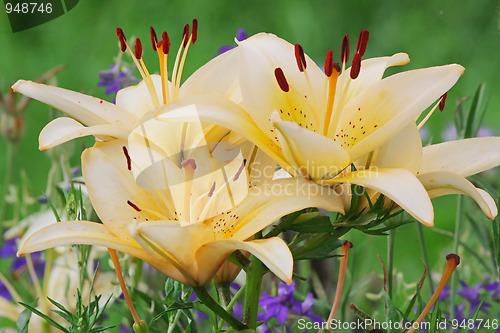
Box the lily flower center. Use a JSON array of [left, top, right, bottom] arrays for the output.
[[116, 19, 198, 108], [272, 30, 371, 144]]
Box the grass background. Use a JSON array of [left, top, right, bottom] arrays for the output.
[[1, 0, 500, 322]]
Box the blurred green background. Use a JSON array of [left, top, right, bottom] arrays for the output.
[[1, 0, 499, 319]]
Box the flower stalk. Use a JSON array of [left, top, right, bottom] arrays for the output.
[[326, 240, 353, 328], [407, 254, 460, 333], [192, 286, 247, 330], [243, 252, 265, 328], [108, 249, 142, 326]]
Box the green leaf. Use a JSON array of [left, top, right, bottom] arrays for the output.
[[465, 82, 487, 138], [16, 306, 32, 333], [382, 290, 402, 333], [287, 215, 334, 233], [164, 278, 182, 305], [19, 301, 69, 332]]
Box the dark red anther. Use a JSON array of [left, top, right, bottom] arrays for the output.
[[233, 159, 247, 182], [274, 68, 289, 92], [350, 52, 361, 80], [439, 92, 447, 112], [325, 50, 333, 77], [333, 61, 341, 74], [208, 182, 216, 197], [122, 146, 131, 170], [356, 30, 369, 57], [294, 43, 306, 72], [341, 34, 349, 64], [134, 38, 142, 59], [182, 24, 190, 48], [192, 19, 198, 44], [116, 27, 127, 52], [343, 240, 354, 249], [446, 253, 460, 266], [150, 26, 158, 51], [181, 158, 197, 170], [127, 200, 141, 212], [162, 31, 170, 54]]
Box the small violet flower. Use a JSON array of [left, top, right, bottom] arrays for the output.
[[258, 281, 321, 332], [218, 28, 248, 54], [97, 63, 140, 97]]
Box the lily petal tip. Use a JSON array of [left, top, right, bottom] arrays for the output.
[[11, 79, 27, 92]]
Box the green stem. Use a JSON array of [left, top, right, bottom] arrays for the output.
[[387, 229, 396, 299], [218, 284, 246, 331], [416, 223, 434, 293], [243, 256, 264, 328], [192, 286, 247, 330], [0, 142, 17, 226], [216, 282, 232, 308], [166, 310, 182, 333], [449, 194, 463, 319]]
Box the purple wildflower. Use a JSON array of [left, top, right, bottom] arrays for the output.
[[0, 236, 45, 300], [258, 281, 321, 332], [218, 28, 248, 54], [485, 281, 499, 297], [98, 63, 140, 99]]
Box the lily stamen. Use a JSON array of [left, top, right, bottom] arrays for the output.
[[327, 240, 353, 328], [116, 28, 159, 107], [157, 31, 171, 105], [172, 20, 197, 101], [107, 249, 142, 325], [417, 93, 448, 130], [407, 253, 460, 333], [182, 158, 197, 223]]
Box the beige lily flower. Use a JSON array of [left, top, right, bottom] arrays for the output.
[[10, 22, 240, 151], [19, 139, 344, 286], [155, 33, 464, 226], [358, 122, 500, 220]]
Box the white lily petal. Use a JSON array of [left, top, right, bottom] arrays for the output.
[[17, 221, 188, 284], [131, 221, 214, 285], [116, 75, 165, 119], [238, 33, 326, 119], [419, 171, 497, 219], [12, 80, 134, 126], [180, 47, 242, 102], [323, 168, 434, 226], [272, 117, 351, 180], [420, 137, 500, 177], [197, 237, 293, 284], [335, 64, 464, 161], [155, 94, 289, 168], [39, 117, 130, 150], [0, 297, 19, 322], [338, 53, 410, 102], [230, 178, 344, 240], [363, 122, 422, 173], [82, 141, 175, 240]]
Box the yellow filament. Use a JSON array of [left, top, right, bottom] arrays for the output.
[[417, 99, 442, 130], [323, 71, 339, 136], [123, 41, 160, 108], [175, 34, 194, 100], [171, 37, 187, 102], [158, 47, 170, 105], [183, 162, 196, 222], [139, 58, 160, 107]]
